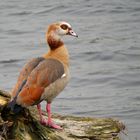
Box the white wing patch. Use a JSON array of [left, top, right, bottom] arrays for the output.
[[61, 73, 66, 78]]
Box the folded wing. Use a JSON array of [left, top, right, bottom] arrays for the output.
[[11, 58, 64, 107]]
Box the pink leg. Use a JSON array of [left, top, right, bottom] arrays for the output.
[[37, 104, 49, 125], [37, 104, 45, 122], [46, 103, 62, 130], [37, 103, 62, 130]]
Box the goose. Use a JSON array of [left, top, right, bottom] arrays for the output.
[[9, 21, 78, 129]]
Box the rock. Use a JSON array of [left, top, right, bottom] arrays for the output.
[[0, 89, 125, 140]]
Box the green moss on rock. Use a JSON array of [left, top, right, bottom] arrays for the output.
[[0, 89, 125, 140]]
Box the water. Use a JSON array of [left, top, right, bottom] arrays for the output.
[[0, 0, 140, 139]]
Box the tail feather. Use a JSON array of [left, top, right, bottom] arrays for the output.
[[1, 99, 24, 121], [7, 99, 23, 114], [7, 79, 27, 114]]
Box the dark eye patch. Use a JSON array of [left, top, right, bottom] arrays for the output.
[[60, 24, 68, 30]]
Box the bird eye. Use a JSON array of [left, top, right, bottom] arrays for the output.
[[60, 24, 68, 30]]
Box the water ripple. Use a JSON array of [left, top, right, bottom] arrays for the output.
[[0, 59, 23, 64], [9, 11, 32, 16]]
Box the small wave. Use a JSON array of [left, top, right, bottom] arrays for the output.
[[85, 52, 114, 61], [0, 59, 23, 64], [9, 11, 32, 16], [35, 5, 67, 15], [5, 29, 32, 35]]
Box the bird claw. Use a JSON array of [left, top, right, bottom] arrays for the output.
[[48, 122, 63, 130], [40, 119, 63, 130]]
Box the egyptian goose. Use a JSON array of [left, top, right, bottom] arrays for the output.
[[9, 21, 78, 129]]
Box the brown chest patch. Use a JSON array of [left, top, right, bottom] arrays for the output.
[[47, 36, 64, 50]]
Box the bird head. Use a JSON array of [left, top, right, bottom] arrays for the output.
[[47, 21, 78, 39], [46, 21, 78, 50]]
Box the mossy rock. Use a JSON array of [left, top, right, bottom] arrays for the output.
[[0, 89, 125, 140]]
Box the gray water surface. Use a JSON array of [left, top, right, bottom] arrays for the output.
[[0, 0, 140, 139]]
